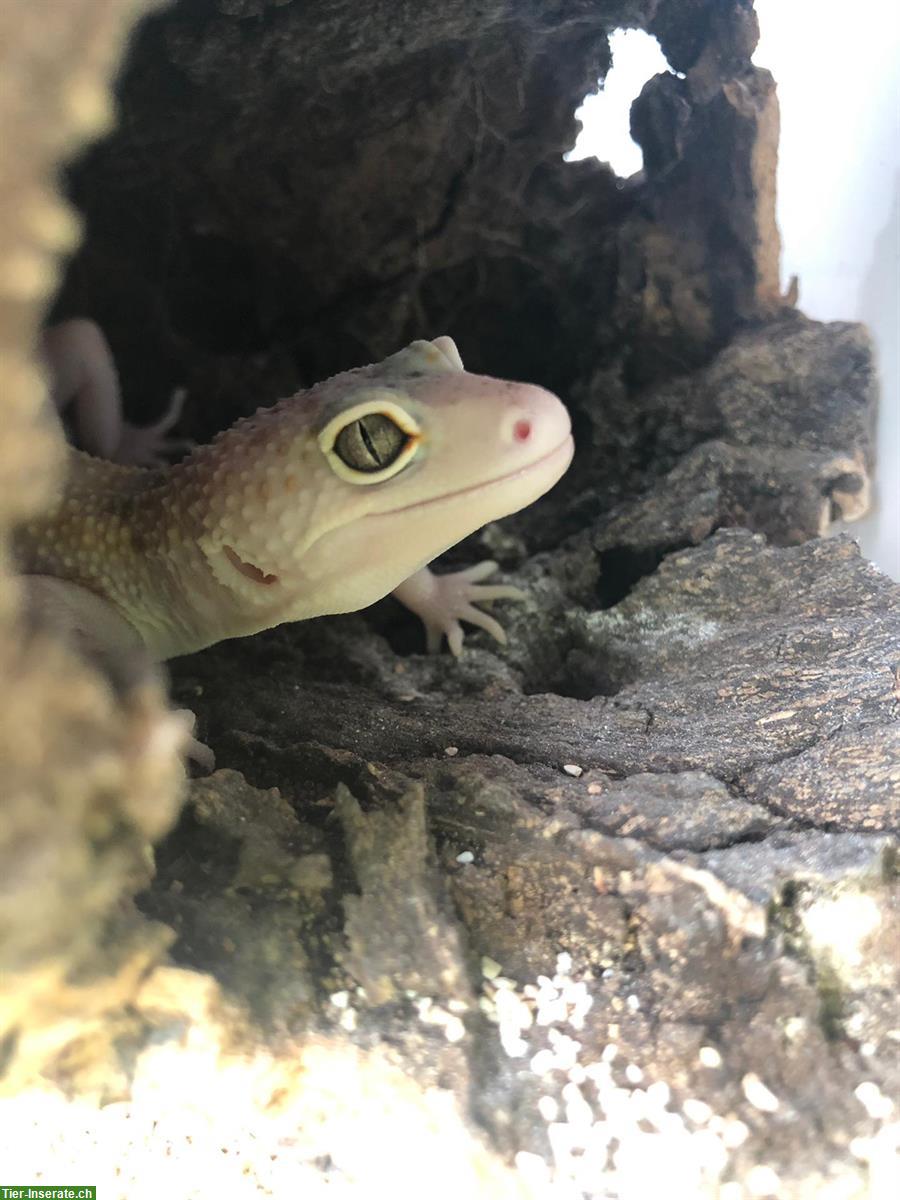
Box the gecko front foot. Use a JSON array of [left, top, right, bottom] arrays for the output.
[[392, 562, 526, 656]]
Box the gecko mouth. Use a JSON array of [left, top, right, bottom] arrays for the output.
[[218, 434, 573, 590], [376, 434, 574, 517]]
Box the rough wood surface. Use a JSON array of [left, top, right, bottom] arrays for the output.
[[0, 0, 896, 1195]]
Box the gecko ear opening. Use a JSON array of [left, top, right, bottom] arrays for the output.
[[386, 337, 464, 377], [318, 394, 422, 485], [431, 336, 464, 371]]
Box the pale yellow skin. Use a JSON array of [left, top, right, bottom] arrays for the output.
[[20, 330, 573, 678]]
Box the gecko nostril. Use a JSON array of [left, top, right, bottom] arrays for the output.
[[513, 419, 532, 443]]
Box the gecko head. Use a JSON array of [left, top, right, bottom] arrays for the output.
[[317, 337, 572, 504], [297, 336, 573, 611], [205, 337, 573, 619]]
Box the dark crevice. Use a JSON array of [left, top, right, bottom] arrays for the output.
[[596, 539, 694, 608], [419, 152, 475, 245], [167, 231, 268, 354]]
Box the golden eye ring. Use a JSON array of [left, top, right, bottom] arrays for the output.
[[319, 397, 422, 484]]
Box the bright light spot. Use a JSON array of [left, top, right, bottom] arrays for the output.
[[745, 1163, 782, 1197], [855, 1081, 896, 1122], [850, 1121, 900, 1200], [494, 956, 743, 1198], [566, 30, 673, 177], [753, 0, 900, 580], [741, 1073, 780, 1114], [0, 1038, 526, 1200], [698, 1045, 722, 1069], [803, 891, 882, 972]]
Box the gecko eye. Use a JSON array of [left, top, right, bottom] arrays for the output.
[[334, 412, 408, 472], [319, 394, 422, 485]]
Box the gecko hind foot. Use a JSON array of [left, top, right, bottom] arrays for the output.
[[115, 388, 195, 467], [173, 708, 216, 773]]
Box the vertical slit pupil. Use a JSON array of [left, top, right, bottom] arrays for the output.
[[360, 419, 380, 463], [333, 412, 409, 472]]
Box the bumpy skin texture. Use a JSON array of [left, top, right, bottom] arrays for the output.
[[18, 334, 573, 664]]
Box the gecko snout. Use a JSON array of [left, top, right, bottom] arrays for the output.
[[500, 383, 572, 460]]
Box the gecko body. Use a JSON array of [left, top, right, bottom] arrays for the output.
[[20, 333, 573, 672]]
